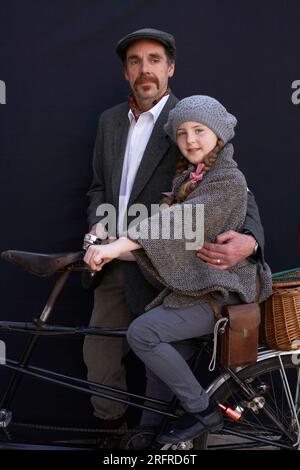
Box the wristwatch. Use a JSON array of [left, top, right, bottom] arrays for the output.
[[243, 230, 259, 258], [83, 233, 102, 251]]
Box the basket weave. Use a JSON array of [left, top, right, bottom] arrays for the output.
[[264, 276, 300, 350]]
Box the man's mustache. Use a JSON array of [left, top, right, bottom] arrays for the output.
[[134, 74, 159, 87]]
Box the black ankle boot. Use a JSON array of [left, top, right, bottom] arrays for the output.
[[156, 405, 223, 445]]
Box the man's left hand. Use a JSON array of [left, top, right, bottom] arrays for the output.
[[196, 230, 256, 270]]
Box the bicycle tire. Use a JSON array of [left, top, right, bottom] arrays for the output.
[[208, 354, 300, 450]]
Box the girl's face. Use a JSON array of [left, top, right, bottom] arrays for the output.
[[176, 121, 218, 164]]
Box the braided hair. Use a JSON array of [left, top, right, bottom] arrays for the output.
[[162, 138, 224, 205]]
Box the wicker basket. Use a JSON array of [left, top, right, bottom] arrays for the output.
[[264, 268, 300, 351]]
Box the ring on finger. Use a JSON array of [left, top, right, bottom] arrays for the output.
[[216, 258, 221, 265]]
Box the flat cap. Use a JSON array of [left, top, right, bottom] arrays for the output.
[[116, 28, 176, 61]]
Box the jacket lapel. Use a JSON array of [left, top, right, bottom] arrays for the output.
[[128, 94, 178, 206], [111, 107, 130, 205]]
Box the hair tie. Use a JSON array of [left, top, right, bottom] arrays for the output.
[[189, 162, 205, 184]]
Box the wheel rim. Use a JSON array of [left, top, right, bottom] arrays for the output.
[[210, 355, 300, 450]]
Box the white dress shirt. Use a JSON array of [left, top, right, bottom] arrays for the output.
[[118, 95, 169, 236]]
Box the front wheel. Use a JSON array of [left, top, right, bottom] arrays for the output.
[[208, 354, 300, 450]]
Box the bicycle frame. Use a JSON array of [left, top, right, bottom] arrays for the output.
[[1, 259, 300, 451], [0, 271, 183, 423]]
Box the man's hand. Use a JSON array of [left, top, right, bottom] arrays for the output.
[[196, 230, 256, 270]]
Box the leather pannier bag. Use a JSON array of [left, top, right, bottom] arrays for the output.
[[220, 303, 261, 367]]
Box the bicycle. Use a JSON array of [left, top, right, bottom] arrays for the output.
[[0, 249, 299, 450]]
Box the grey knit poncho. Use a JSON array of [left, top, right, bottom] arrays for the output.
[[128, 144, 272, 311]]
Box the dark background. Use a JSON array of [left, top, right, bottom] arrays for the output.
[[0, 0, 299, 428]]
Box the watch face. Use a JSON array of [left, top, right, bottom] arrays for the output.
[[83, 233, 98, 251], [85, 234, 97, 242]]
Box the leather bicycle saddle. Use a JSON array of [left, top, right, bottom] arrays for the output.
[[1, 250, 84, 276]]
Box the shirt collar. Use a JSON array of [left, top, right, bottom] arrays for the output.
[[128, 94, 169, 124]]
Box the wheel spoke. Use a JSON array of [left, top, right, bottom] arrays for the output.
[[211, 354, 300, 449]]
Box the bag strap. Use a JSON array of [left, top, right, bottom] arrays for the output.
[[208, 317, 229, 371], [208, 272, 260, 320], [208, 294, 222, 320]]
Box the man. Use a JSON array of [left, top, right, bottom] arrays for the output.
[[83, 28, 264, 429]]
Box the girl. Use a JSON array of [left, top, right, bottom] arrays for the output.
[[84, 95, 272, 444]]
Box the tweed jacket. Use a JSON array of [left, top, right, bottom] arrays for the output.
[[87, 95, 266, 315], [128, 144, 272, 310]]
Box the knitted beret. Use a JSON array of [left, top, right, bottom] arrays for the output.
[[164, 95, 237, 144]]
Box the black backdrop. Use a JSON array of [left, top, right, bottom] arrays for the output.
[[0, 0, 299, 427]]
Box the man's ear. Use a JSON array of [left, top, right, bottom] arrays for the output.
[[168, 61, 175, 78], [124, 67, 129, 82]]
